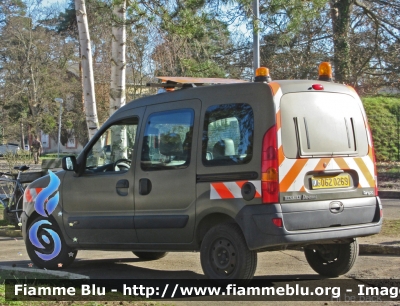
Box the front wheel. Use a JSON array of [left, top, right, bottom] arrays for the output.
[[26, 216, 77, 269], [133, 252, 168, 260], [200, 223, 257, 282], [304, 240, 359, 277]]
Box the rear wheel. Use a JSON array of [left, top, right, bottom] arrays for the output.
[[200, 223, 257, 282], [304, 240, 358, 277], [133, 252, 168, 260]]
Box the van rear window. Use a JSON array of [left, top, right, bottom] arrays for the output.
[[280, 92, 368, 158], [202, 103, 254, 166]]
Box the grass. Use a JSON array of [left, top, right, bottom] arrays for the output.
[[40, 153, 76, 160], [377, 161, 400, 175], [0, 269, 64, 281], [380, 219, 400, 238], [0, 209, 21, 237]]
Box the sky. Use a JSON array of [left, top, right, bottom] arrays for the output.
[[41, 0, 68, 8]]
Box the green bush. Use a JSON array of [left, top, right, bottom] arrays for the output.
[[41, 153, 76, 159], [362, 96, 400, 161], [3, 151, 32, 174]]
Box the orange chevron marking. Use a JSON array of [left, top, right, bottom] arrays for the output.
[[278, 146, 285, 166], [280, 159, 308, 192], [211, 182, 235, 199], [269, 82, 281, 96], [335, 158, 350, 170], [276, 109, 281, 130], [354, 158, 375, 187]]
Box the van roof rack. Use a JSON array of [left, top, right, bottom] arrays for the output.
[[146, 76, 247, 89]]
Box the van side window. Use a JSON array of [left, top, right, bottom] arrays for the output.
[[202, 103, 254, 166], [141, 109, 194, 171], [85, 118, 138, 172]]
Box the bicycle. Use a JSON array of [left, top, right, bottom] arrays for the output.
[[0, 165, 30, 229]]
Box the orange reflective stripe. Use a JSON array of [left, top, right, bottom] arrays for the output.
[[235, 181, 245, 188], [276, 109, 281, 130], [335, 158, 350, 170], [25, 190, 33, 202], [269, 82, 281, 96], [354, 158, 375, 187], [346, 85, 357, 93], [211, 182, 235, 199], [368, 146, 375, 162], [280, 159, 308, 192], [278, 146, 285, 166]]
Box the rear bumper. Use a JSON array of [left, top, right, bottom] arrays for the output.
[[235, 196, 382, 251]]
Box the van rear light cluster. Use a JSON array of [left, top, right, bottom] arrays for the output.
[[367, 123, 379, 196], [262, 125, 279, 203]]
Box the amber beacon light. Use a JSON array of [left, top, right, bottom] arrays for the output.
[[255, 67, 272, 83], [318, 62, 333, 82]]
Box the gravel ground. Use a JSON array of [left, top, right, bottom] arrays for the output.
[[377, 174, 400, 190]]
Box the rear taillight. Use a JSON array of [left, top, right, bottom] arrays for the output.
[[368, 124, 378, 196], [262, 125, 279, 203]]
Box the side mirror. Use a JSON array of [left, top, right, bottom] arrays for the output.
[[62, 156, 77, 172]]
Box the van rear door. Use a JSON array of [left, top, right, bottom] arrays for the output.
[[278, 91, 378, 231]]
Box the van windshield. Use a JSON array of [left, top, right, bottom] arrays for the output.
[[280, 92, 368, 158]]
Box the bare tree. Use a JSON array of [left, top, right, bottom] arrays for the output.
[[109, 0, 126, 115], [74, 0, 99, 140]]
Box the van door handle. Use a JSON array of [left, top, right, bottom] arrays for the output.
[[139, 178, 152, 195], [116, 179, 129, 196]]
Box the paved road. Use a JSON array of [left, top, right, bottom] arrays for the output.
[[1, 236, 400, 280]]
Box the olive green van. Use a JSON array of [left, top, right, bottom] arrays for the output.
[[22, 63, 382, 281]]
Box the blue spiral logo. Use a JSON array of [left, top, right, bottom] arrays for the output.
[[28, 171, 62, 261]]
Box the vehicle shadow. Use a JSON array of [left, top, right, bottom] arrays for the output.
[[66, 257, 205, 279], [65, 257, 327, 280]]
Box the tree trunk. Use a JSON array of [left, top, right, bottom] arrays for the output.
[[74, 0, 99, 140], [109, 1, 126, 116], [109, 1, 127, 160], [330, 0, 353, 84], [20, 121, 25, 150]]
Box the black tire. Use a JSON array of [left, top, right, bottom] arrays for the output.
[[26, 216, 77, 269], [200, 223, 257, 282], [304, 240, 359, 277], [133, 251, 168, 260]]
